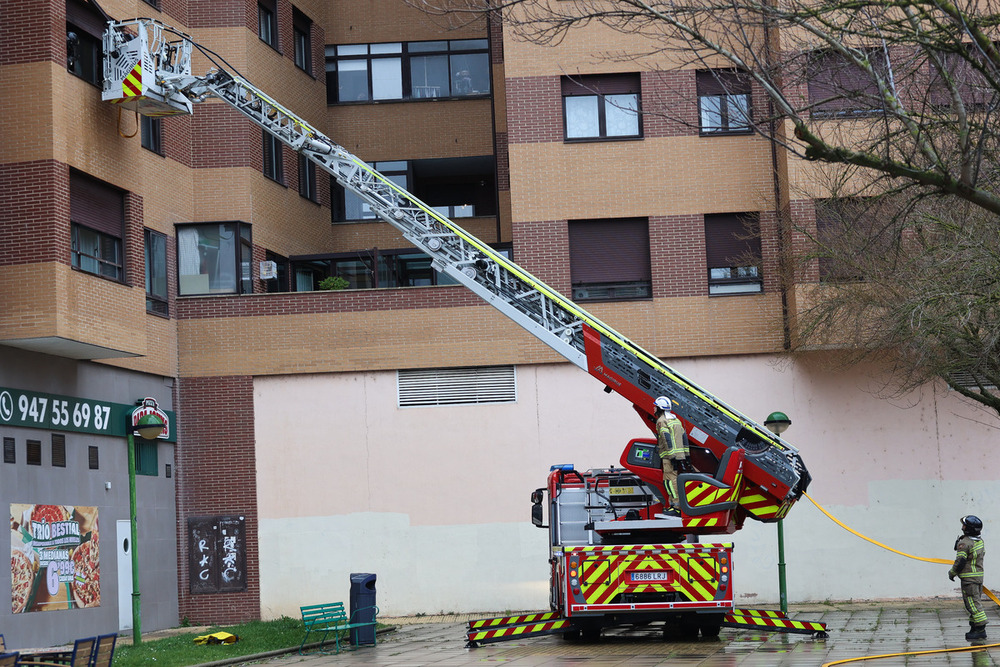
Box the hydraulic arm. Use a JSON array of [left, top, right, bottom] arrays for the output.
[[103, 18, 809, 519]]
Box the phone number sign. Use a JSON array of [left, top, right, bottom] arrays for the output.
[[0, 387, 176, 441]]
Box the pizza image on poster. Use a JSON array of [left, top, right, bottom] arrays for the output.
[[10, 503, 100, 613]]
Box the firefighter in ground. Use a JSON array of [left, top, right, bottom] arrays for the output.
[[949, 514, 987, 641], [654, 396, 690, 517]]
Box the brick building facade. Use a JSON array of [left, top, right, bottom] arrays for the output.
[[2, 0, 997, 649]]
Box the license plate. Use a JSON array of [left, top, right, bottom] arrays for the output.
[[630, 571, 669, 582], [610, 486, 638, 495]]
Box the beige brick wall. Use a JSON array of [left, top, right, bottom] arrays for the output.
[[0, 263, 148, 356], [176, 291, 783, 377], [323, 0, 488, 44], [508, 136, 777, 222]]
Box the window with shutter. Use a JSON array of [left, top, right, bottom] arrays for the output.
[[704, 213, 762, 295], [294, 8, 313, 74], [70, 171, 125, 281], [807, 49, 887, 117], [51, 434, 66, 468], [569, 218, 651, 301], [562, 74, 642, 140], [67, 0, 105, 85], [263, 130, 284, 183], [697, 69, 752, 134]]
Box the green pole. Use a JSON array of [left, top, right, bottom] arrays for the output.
[[126, 429, 142, 645], [777, 519, 787, 614]]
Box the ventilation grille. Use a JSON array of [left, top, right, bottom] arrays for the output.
[[51, 434, 66, 468], [948, 372, 998, 391], [398, 366, 517, 407]]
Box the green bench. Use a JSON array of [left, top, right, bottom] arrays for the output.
[[299, 601, 379, 654]]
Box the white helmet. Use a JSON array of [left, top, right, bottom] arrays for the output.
[[654, 396, 672, 411]]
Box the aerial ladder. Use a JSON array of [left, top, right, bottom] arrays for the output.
[[102, 18, 824, 642]]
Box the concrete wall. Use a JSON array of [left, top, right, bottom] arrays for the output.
[[253, 354, 997, 617]]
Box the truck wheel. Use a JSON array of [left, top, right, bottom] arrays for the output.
[[699, 619, 722, 638]]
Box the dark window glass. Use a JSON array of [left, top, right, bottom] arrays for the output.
[[51, 434, 66, 468], [568, 218, 652, 301], [177, 222, 253, 295], [263, 130, 284, 182], [333, 157, 495, 223], [293, 9, 312, 74], [562, 74, 641, 140], [145, 229, 169, 315], [70, 171, 125, 281], [808, 49, 887, 117], [66, 0, 104, 85], [697, 69, 752, 134], [27, 440, 41, 466], [298, 154, 317, 201], [704, 213, 762, 295], [3, 437, 14, 464], [264, 251, 289, 292], [258, 1, 276, 48], [326, 40, 490, 104], [88, 445, 99, 470], [141, 116, 162, 153]]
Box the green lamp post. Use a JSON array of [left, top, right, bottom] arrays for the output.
[[126, 408, 166, 645], [764, 411, 791, 614]]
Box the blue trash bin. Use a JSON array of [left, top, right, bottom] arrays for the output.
[[349, 572, 377, 645]]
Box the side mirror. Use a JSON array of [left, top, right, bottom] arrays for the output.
[[530, 487, 546, 527], [531, 501, 544, 527]]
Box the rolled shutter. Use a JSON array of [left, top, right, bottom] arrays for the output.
[[70, 172, 124, 237], [704, 213, 760, 267], [696, 69, 750, 96], [569, 218, 650, 283], [562, 73, 640, 96]]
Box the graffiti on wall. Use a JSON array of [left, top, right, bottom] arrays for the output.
[[188, 516, 246, 594], [10, 504, 100, 613]]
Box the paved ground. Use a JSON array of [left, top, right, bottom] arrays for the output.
[[234, 600, 999, 667]]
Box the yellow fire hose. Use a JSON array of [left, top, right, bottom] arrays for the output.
[[802, 493, 1000, 665]]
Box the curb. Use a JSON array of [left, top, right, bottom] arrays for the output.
[[187, 626, 396, 667]]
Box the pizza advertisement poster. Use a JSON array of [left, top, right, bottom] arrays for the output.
[[10, 504, 100, 613]]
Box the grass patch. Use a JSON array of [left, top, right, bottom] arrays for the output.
[[113, 616, 375, 666]]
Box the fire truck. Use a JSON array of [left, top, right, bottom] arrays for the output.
[[101, 18, 826, 643]]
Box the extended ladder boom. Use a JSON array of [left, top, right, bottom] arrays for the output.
[[103, 19, 809, 518]]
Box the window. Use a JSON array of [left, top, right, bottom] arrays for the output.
[[264, 251, 289, 292], [697, 69, 751, 134], [141, 0, 159, 7], [808, 49, 887, 117], [290, 247, 473, 291], [27, 440, 41, 466], [67, 0, 104, 85], [562, 74, 641, 140], [568, 218, 651, 301], [333, 157, 495, 223], [814, 197, 888, 282], [704, 213, 763, 295], [263, 130, 284, 183], [177, 222, 253, 295], [70, 171, 124, 281], [3, 437, 14, 464], [88, 445, 99, 470], [258, 0, 277, 49], [298, 154, 317, 201], [141, 116, 162, 153], [398, 366, 517, 407], [134, 439, 157, 476], [929, 46, 996, 109], [325, 40, 490, 104], [145, 229, 169, 315], [51, 434, 66, 468], [293, 8, 312, 74]]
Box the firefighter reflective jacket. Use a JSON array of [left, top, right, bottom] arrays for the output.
[[950, 535, 985, 582], [656, 413, 688, 460]]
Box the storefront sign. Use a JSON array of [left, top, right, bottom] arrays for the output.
[[10, 504, 100, 613], [0, 386, 175, 442]]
